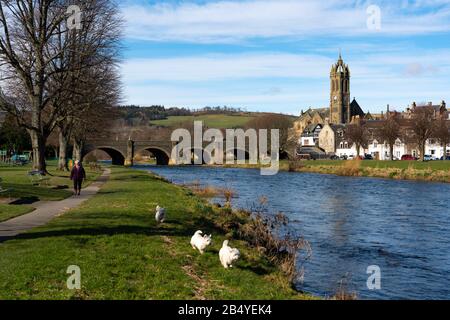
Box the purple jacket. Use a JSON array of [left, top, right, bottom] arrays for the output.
[[70, 166, 86, 181]]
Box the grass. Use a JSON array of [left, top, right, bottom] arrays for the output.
[[299, 159, 450, 170], [0, 167, 313, 300], [0, 204, 33, 223], [150, 114, 255, 129], [220, 159, 450, 183], [288, 159, 450, 183], [0, 161, 100, 222]]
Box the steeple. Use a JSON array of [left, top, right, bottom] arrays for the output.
[[330, 53, 351, 124]]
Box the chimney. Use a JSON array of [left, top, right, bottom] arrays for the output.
[[428, 102, 433, 107]]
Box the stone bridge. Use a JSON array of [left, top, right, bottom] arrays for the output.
[[83, 140, 174, 166], [82, 139, 254, 166]]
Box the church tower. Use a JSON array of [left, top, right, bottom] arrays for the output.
[[330, 53, 351, 124]]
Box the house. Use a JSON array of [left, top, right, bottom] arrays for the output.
[[300, 123, 323, 146], [318, 123, 344, 154]]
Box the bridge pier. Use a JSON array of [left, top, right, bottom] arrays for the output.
[[124, 139, 135, 167]]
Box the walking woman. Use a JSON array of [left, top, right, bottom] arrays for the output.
[[70, 160, 86, 196]]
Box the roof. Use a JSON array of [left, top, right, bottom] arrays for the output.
[[303, 123, 323, 133], [300, 107, 329, 119], [350, 98, 365, 118]]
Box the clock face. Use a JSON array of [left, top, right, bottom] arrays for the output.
[[334, 96, 338, 101]]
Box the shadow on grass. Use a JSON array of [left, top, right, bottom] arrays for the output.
[[1, 225, 195, 243], [9, 196, 40, 205], [237, 263, 272, 276]]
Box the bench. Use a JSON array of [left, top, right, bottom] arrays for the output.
[[28, 171, 51, 186]]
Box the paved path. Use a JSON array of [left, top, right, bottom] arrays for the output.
[[0, 169, 110, 241]]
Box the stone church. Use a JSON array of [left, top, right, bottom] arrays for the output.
[[293, 54, 365, 137]]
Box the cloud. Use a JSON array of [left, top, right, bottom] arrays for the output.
[[403, 63, 440, 76], [121, 0, 450, 43], [121, 49, 450, 83], [121, 53, 333, 82], [120, 49, 450, 112]]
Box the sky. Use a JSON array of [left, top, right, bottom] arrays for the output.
[[118, 0, 450, 115]]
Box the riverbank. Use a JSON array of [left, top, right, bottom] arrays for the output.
[[0, 166, 314, 299], [222, 159, 450, 183]]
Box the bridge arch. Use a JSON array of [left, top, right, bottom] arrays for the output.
[[136, 147, 170, 165], [83, 147, 126, 165]]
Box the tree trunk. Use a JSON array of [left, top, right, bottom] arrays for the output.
[[30, 129, 47, 172], [389, 143, 394, 161], [73, 139, 84, 162], [443, 144, 448, 160], [420, 142, 426, 161], [356, 144, 361, 157], [58, 130, 69, 171]]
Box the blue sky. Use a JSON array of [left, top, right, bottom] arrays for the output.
[[118, 0, 450, 115]]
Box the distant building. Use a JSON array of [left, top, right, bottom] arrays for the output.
[[318, 123, 345, 154], [292, 53, 450, 160], [293, 54, 365, 139], [300, 123, 323, 146]]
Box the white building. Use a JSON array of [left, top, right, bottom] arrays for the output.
[[335, 138, 450, 160]]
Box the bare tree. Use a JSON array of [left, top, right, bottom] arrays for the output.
[[345, 119, 368, 157], [377, 114, 400, 160], [246, 114, 295, 158], [0, 0, 122, 172], [53, 0, 122, 170], [433, 117, 450, 160], [411, 106, 435, 161], [0, 1, 70, 171]]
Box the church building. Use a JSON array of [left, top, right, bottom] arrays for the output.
[[293, 54, 365, 138]]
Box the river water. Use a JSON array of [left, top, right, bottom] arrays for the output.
[[136, 165, 450, 300]]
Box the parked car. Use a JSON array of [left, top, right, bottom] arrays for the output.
[[329, 155, 340, 160], [347, 155, 355, 160], [339, 155, 348, 160], [423, 155, 438, 161], [401, 154, 417, 161], [364, 154, 374, 160], [440, 156, 450, 160]]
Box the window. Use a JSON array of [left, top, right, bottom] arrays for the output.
[[340, 142, 344, 149], [374, 142, 378, 148], [344, 142, 348, 149], [431, 150, 435, 155]]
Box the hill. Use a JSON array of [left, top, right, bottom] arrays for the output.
[[149, 114, 256, 129]]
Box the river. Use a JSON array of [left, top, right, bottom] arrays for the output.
[[136, 165, 450, 300]]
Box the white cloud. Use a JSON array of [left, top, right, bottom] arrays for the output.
[[121, 53, 332, 82], [122, 0, 450, 43], [121, 49, 450, 83], [121, 49, 450, 112]]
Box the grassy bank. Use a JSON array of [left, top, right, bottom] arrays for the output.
[[222, 159, 450, 183], [0, 162, 100, 222], [0, 167, 313, 300], [150, 114, 255, 128], [291, 159, 450, 183]]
